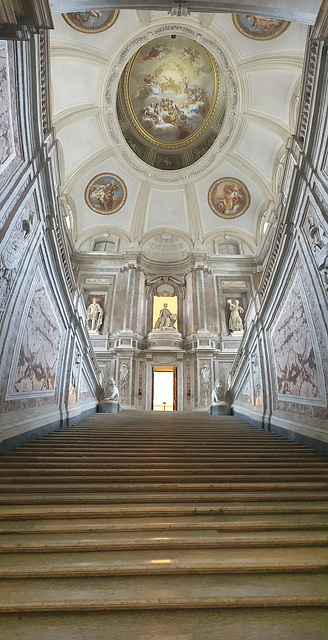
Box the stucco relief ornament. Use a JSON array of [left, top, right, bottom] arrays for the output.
[[200, 364, 210, 397], [232, 14, 290, 40], [85, 173, 127, 215], [208, 178, 250, 219], [62, 10, 119, 34]]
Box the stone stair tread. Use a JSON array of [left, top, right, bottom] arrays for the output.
[[1, 492, 328, 506], [2, 608, 328, 640], [2, 481, 328, 491], [1, 503, 328, 520], [1, 547, 328, 577], [1, 529, 328, 552], [0, 573, 327, 611]]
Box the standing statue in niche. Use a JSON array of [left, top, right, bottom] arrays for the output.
[[200, 363, 211, 397], [154, 303, 177, 330], [228, 299, 244, 333], [86, 297, 103, 333]]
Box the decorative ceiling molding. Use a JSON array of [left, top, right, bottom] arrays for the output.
[[63, 148, 114, 193], [226, 150, 273, 201], [243, 110, 291, 142], [53, 105, 100, 131], [239, 54, 305, 73], [105, 21, 239, 184], [185, 182, 203, 243], [130, 180, 151, 241], [136, 9, 152, 25], [50, 43, 109, 65], [76, 224, 131, 250]]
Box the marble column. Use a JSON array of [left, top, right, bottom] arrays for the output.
[[123, 264, 137, 331], [196, 266, 207, 331]]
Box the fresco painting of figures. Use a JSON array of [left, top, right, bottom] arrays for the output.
[[126, 36, 218, 147], [232, 14, 290, 40]]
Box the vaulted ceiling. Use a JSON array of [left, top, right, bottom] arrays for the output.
[[50, 9, 308, 257]]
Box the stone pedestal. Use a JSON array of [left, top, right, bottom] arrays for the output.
[[147, 328, 183, 350], [210, 402, 231, 416], [98, 401, 120, 413]]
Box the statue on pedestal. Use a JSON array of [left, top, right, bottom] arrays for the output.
[[154, 303, 177, 330], [103, 376, 119, 402], [228, 299, 244, 333], [86, 297, 103, 334], [212, 379, 224, 404]]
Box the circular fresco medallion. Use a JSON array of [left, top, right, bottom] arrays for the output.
[[124, 36, 218, 148], [208, 178, 250, 219], [232, 14, 290, 40], [85, 173, 127, 215], [62, 10, 119, 34]]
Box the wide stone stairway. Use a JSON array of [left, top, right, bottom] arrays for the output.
[[1, 411, 328, 639]]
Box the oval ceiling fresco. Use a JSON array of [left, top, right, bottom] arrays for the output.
[[123, 36, 219, 148]]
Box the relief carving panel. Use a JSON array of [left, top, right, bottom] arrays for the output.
[[270, 273, 326, 405], [7, 268, 63, 397]]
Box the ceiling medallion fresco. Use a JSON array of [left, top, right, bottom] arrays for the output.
[[123, 36, 219, 148], [232, 14, 290, 40], [208, 178, 251, 219], [85, 173, 127, 215], [62, 10, 119, 34]]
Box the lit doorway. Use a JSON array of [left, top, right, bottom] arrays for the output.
[[152, 366, 177, 411]]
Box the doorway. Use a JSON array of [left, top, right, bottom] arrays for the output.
[[152, 366, 177, 411]]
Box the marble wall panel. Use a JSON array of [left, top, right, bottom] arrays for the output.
[[235, 372, 252, 407], [270, 272, 326, 406], [251, 346, 263, 412], [7, 267, 63, 397], [0, 193, 39, 321], [302, 200, 328, 298], [0, 41, 21, 197]]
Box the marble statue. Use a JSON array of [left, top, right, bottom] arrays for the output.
[[212, 379, 224, 404], [154, 303, 177, 329], [86, 297, 103, 333], [228, 299, 244, 332], [103, 376, 119, 402]]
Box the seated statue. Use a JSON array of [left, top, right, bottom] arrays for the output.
[[103, 376, 119, 402], [212, 379, 225, 404], [154, 303, 177, 330]]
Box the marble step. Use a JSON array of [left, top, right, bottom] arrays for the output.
[[2, 461, 327, 469], [1, 608, 328, 640], [2, 512, 328, 533], [0, 573, 327, 612], [1, 491, 328, 505], [1, 529, 328, 553], [2, 481, 328, 493], [1, 546, 328, 578], [1, 502, 328, 520], [2, 473, 327, 483]]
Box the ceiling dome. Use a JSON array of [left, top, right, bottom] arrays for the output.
[[141, 232, 191, 262], [116, 35, 226, 170]]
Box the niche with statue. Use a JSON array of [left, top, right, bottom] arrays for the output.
[[146, 276, 185, 349]]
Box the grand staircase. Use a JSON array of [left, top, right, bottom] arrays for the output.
[[0, 411, 328, 639]]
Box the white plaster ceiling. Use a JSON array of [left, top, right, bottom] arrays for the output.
[[50, 9, 308, 256]]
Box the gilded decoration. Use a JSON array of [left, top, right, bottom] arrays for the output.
[[62, 10, 119, 33], [124, 36, 218, 148], [85, 173, 127, 215], [208, 178, 250, 219], [232, 14, 290, 40]]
